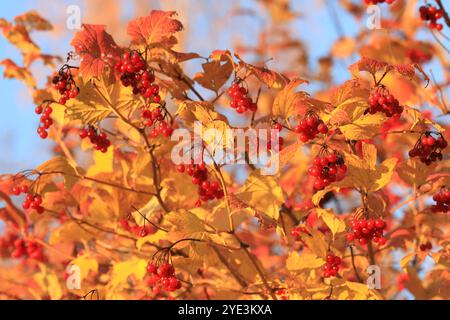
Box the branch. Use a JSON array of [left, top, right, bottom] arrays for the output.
[[436, 0, 450, 27]]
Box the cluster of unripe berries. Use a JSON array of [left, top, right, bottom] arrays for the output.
[[115, 51, 161, 103], [227, 82, 257, 114], [12, 185, 44, 214], [419, 5, 444, 31], [177, 162, 224, 206], [293, 113, 328, 143], [118, 218, 156, 237], [323, 253, 341, 278], [346, 218, 387, 246], [308, 152, 347, 190], [35, 104, 53, 139], [408, 133, 447, 165], [420, 241, 432, 251], [146, 262, 181, 294], [368, 87, 403, 117], [11, 238, 45, 261], [364, 0, 396, 4], [51, 66, 79, 105], [79, 126, 111, 153], [431, 187, 450, 213]]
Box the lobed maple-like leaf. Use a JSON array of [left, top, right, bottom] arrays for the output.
[[127, 10, 183, 47], [272, 78, 308, 119], [70, 24, 122, 81]]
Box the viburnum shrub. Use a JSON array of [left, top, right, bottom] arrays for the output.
[[0, 3, 449, 301]]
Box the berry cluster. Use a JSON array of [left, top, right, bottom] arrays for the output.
[[431, 187, 450, 213], [290, 226, 308, 240], [11, 184, 29, 196], [420, 241, 432, 251], [22, 193, 44, 214], [177, 162, 224, 206], [364, 0, 396, 4], [406, 48, 432, 65], [267, 124, 284, 151], [368, 87, 403, 117], [275, 289, 289, 300], [308, 152, 347, 190], [227, 82, 257, 114], [294, 112, 328, 143], [346, 218, 387, 246], [79, 126, 111, 153], [12, 185, 44, 214], [35, 104, 53, 139], [323, 253, 341, 278], [146, 262, 181, 294], [115, 51, 161, 103], [11, 239, 45, 261], [419, 5, 444, 31], [51, 65, 79, 105], [119, 218, 156, 237], [408, 132, 447, 165]]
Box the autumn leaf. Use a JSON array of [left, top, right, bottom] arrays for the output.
[[14, 10, 52, 31], [287, 251, 325, 271], [0, 59, 36, 87], [194, 59, 233, 93], [65, 75, 139, 125], [110, 257, 147, 286], [71, 24, 122, 81], [343, 143, 397, 192], [339, 113, 387, 140], [236, 173, 284, 221], [0, 18, 40, 58], [397, 159, 435, 188], [35, 157, 78, 193], [236, 53, 290, 89], [316, 208, 346, 238], [272, 78, 308, 119], [127, 10, 183, 47]]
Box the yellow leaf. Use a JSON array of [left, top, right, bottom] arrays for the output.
[[35, 156, 78, 193], [87, 146, 114, 176], [300, 228, 328, 258], [70, 253, 98, 280], [34, 264, 63, 300], [110, 257, 147, 286], [400, 253, 416, 272], [339, 113, 387, 140], [397, 158, 435, 189], [165, 209, 208, 240], [65, 75, 140, 125], [317, 208, 345, 238], [272, 78, 308, 119], [344, 144, 397, 192], [49, 221, 94, 245], [236, 173, 284, 220], [136, 230, 166, 251], [286, 251, 325, 271]]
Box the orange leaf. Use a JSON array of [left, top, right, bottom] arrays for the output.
[[70, 24, 122, 81], [127, 10, 183, 47]]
